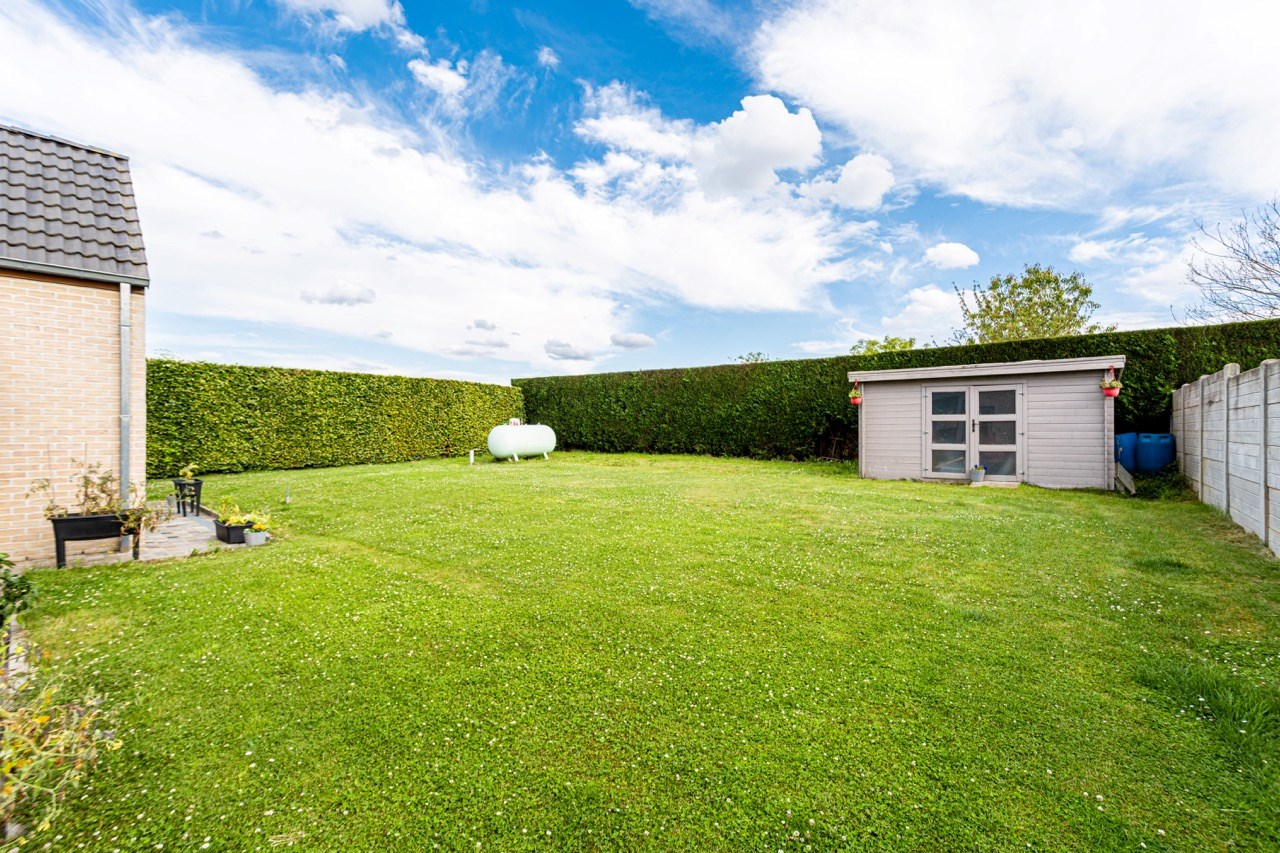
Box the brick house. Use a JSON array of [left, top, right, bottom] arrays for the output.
[[0, 124, 148, 567]]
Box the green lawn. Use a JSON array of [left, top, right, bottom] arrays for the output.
[[22, 453, 1280, 850]]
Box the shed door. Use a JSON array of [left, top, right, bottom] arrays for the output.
[[923, 384, 1024, 481]]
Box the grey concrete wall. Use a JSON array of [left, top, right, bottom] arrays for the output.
[[1172, 360, 1280, 558]]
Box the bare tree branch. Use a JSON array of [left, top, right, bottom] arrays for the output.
[[1186, 199, 1280, 321]]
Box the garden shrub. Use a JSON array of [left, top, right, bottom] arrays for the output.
[[147, 360, 523, 477], [1, 655, 121, 842], [514, 318, 1280, 461]]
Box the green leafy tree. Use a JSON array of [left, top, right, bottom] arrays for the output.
[[733, 352, 770, 363], [952, 264, 1115, 344], [849, 335, 917, 355]]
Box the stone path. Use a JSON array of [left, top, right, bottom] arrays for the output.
[[77, 508, 239, 567]]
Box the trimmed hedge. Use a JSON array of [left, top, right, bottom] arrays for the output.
[[514, 318, 1280, 461], [147, 360, 522, 477]]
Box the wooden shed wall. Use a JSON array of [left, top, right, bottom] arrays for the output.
[[859, 369, 1111, 489], [1024, 371, 1111, 489]]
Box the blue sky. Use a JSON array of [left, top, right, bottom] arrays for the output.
[[2, 0, 1277, 383]]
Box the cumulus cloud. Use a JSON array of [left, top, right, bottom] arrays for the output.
[[879, 285, 962, 341], [610, 332, 656, 349], [577, 88, 824, 198], [753, 0, 1280, 206], [536, 46, 559, 68], [690, 95, 822, 196], [924, 242, 980, 269], [473, 318, 498, 331], [801, 153, 894, 209], [545, 339, 595, 361], [301, 283, 377, 305]]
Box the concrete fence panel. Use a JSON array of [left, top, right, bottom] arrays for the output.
[[1173, 360, 1280, 557]]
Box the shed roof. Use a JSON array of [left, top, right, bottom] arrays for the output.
[[849, 354, 1126, 383], [0, 124, 148, 286]]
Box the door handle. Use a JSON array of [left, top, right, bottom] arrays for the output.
[[971, 419, 976, 433]]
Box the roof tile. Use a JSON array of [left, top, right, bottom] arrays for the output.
[[0, 124, 148, 283]]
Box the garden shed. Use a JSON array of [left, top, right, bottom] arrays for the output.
[[0, 124, 148, 566], [850, 355, 1124, 489]]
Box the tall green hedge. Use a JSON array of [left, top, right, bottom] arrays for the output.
[[147, 360, 522, 477], [514, 318, 1280, 461]]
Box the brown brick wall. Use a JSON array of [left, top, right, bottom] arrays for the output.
[[0, 271, 147, 566]]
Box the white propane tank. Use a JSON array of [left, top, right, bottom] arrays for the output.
[[487, 423, 556, 461]]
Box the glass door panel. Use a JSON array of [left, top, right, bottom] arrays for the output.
[[972, 385, 1020, 480], [925, 387, 968, 478]]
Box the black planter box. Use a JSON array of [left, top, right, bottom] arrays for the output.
[[50, 513, 124, 568], [214, 519, 252, 545]]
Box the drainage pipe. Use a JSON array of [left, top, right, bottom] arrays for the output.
[[119, 282, 132, 505]]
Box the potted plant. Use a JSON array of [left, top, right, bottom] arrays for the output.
[[848, 381, 863, 406], [969, 464, 986, 483], [171, 463, 203, 517], [29, 462, 124, 567], [242, 512, 272, 547], [214, 499, 252, 545], [1100, 365, 1122, 398], [28, 461, 167, 566]]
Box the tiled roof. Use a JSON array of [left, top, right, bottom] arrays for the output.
[[0, 124, 148, 285]]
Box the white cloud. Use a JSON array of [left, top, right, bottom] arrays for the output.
[[473, 318, 498, 331], [1121, 250, 1198, 306], [753, 0, 1280, 207], [801, 153, 894, 210], [408, 57, 467, 98], [1067, 233, 1170, 266], [326, 53, 346, 70], [690, 95, 821, 196], [0, 0, 853, 372], [611, 332, 656, 349], [879, 285, 962, 341], [536, 46, 559, 68], [924, 242, 980, 269], [578, 89, 824, 197], [276, 0, 404, 31], [545, 339, 594, 361], [301, 282, 376, 305], [629, 0, 740, 45], [576, 83, 693, 160]]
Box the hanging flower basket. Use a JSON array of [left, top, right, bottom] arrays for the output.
[[1100, 365, 1122, 398], [849, 381, 863, 406]]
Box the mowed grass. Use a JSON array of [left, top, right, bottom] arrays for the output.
[[23, 453, 1280, 851]]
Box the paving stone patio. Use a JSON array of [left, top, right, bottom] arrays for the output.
[[76, 508, 239, 567]]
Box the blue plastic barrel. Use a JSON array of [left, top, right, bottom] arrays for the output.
[[1115, 432, 1137, 472], [1136, 433, 1175, 473]]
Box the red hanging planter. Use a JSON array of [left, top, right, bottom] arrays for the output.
[[849, 380, 863, 406], [1100, 364, 1122, 398]]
